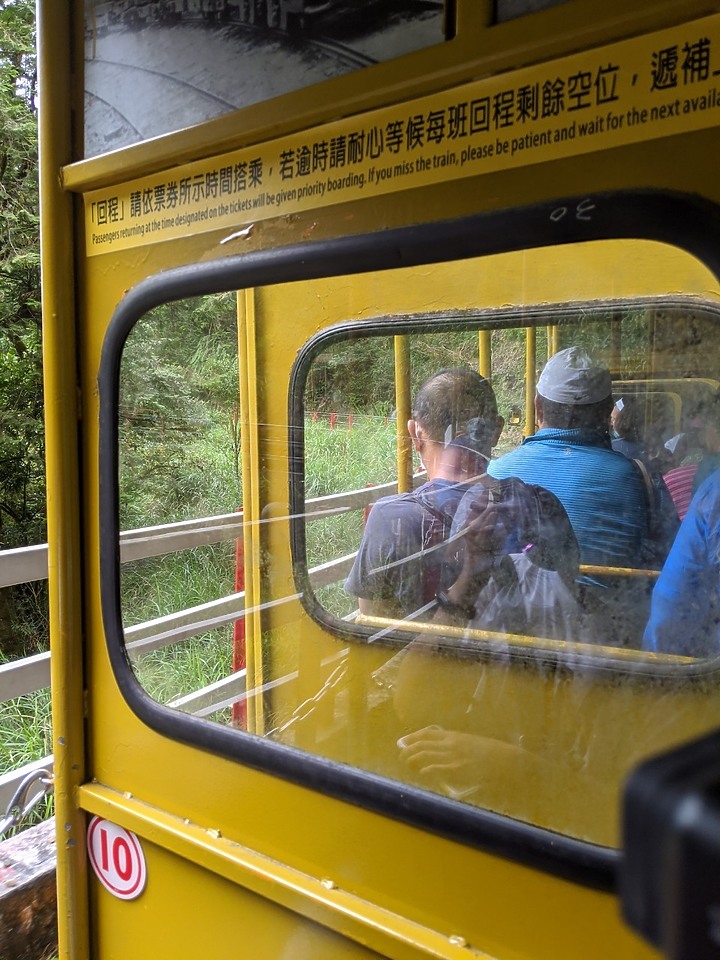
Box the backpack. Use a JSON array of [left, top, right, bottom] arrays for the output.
[[407, 476, 580, 611]]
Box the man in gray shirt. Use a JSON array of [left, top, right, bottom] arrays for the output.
[[344, 366, 504, 620]]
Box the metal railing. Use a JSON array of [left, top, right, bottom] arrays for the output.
[[0, 477, 408, 814]]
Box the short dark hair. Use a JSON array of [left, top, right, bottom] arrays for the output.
[[412, 367, 498, 446], [613, 397, 641, 442], [540, 395, 613, 431]]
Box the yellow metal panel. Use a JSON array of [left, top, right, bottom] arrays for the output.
[[77, 782, 659, 960], [246, 242, 717, 323]]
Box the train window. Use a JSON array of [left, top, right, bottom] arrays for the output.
[[285, 287, 720, 846], [298, 304, 720, 659], [105, 228, 720, 858], [84, 0, 451, 158], [118, 292, 243, 716]]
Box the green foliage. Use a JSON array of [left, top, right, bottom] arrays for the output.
[[119, 294, 242, 528], [304, 326, 536, 427], [0, 0, 44, 659], [306, 337, 396, 412], [121, 544, 236, 627], [0, 684, 51, 772], [131, 629, 233, 714], [304, 415, 397, 497], [117, 295, 243, 713], [0, 0, 41, 550]]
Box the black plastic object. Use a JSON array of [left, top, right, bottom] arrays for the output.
[[621, 728, 720, 959]]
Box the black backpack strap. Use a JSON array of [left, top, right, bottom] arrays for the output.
[[632, 457, 658, 538], [400, 488, 453, 605]]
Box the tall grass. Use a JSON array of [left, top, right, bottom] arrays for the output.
[[121, 544, 237, 627], [0, 680, 52, 772], [304, 414, 398, 496], [133, 628, 233, 719], [0, 671, 54, 827], [121, 546, 237, 707]]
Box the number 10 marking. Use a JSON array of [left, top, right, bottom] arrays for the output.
[[87, 816, 147, 900]]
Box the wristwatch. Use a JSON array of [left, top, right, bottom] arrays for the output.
[[435, 590, 476, 620]]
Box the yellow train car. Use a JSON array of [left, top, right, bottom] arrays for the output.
[[41, 2, 720, 957]]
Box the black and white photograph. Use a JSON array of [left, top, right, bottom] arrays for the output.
[[85, 0, 449, 157]]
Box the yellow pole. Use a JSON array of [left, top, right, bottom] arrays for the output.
[[238, 290, 265, 735], [547, 324, 558, 358], [394, 336, 413, 493], [38, 4, 89, 958], [478, 330, 491, 381], [525, 327, 537, 438]]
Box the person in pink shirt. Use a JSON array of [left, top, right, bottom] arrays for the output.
[[664, 394, 720, 521]]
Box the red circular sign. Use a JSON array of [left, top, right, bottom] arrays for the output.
[[87, 817, 147, 900]]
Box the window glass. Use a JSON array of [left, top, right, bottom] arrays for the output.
[[304, 309, 720, 642], [115, 242, 720, 849], [119, 292, 242, 715], [84, 0, 451, 158]]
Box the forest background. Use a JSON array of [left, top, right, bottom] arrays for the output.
[[0, 0, 43, 660]]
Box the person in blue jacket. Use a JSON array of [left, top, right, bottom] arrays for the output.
[[643, 469, 720, 658], [486, 346, 679, 646], [487, 346, 668, 568]]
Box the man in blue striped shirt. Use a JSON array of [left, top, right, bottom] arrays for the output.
[[486, 347, 679, 647], [487, 346, 655, 569]]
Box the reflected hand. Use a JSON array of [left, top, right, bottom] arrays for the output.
[[446, 488, 514, 602], [397, 725, 510, 800], [460, 488, 513, 564]]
